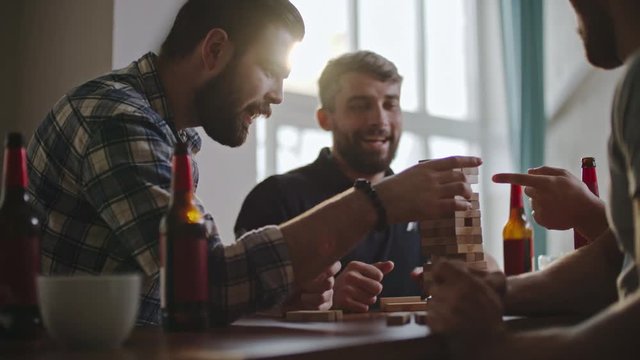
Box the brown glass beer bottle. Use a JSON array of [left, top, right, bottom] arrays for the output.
[[0, 132, 42, 339], [160, 142, 209, 331], [574, 157, 599, 249], [503, 184, 534, 275]]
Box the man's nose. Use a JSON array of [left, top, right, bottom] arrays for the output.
[[266, 79, 284, 105]]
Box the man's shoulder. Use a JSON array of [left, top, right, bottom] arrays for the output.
[[63, 72, 153, 120]]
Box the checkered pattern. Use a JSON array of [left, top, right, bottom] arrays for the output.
[[27, 52, 294, 325]]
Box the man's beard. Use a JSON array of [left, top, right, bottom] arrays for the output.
[[577, 2, 621, 69], [194, 61, 268, 147], [334, 127, 399, 175]]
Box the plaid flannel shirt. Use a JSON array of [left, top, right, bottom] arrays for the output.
[[27, 52, 294, 325]]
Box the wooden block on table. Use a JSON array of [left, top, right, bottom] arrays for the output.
[[382, 301, 429, 312], [380, 296, 422, 307], [386, 312, 411, 326], [424, 243, 484, 256], [414, 311, 428, 325], [285, 310, 338, 322]]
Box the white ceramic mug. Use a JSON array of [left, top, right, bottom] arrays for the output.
[[37, 273, 141, 349]]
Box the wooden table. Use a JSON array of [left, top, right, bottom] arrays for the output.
[[1, 313, 584, 360], [1, 313, 446, 360]]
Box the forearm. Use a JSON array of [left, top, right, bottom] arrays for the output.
[[505, 229, 622, 316], [492, 291, 640, 360], [574, 198, 609, 240], [280, 188, 377, 286]]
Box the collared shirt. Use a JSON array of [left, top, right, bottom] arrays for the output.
[[235, 148, 423, 299], [27, 52, 294, 325]]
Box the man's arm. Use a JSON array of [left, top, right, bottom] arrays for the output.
[[493, 168, 623, 316], [281, 156, 481, 287], [506, 228, 622, 316], [425, 260, 640, 360]]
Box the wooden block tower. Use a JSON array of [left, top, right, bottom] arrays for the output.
[[420, 167, 487, 294]]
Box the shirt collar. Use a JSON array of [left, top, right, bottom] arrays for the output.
[[133, 52, 201, 155]]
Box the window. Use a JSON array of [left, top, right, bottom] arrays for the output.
[[257, 0, 481, 180]]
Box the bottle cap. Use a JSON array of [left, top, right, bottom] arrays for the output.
[[5, 132, 24, 148], [581, 157, 596, 168], [174, 141, 189, 155]]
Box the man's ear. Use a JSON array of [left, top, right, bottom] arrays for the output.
[[200, 28, 233, 75], [316, 108, 333, 131]]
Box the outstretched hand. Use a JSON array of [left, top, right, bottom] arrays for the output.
[[492, 166, 607, 239]]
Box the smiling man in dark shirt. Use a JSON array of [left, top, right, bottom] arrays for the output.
[[235, 51, 422, 312]]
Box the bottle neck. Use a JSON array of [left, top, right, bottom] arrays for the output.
[[581, 166, 599, 196], [1, 146, 28, 205], [169, 152, 195, 206], [3, 146, 28, 189], [509, 184, 525, 217]]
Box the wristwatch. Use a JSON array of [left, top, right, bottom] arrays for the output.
[[353, 178, 388, 231]]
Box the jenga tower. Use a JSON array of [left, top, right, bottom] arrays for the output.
[[419, 167, 487, 293]]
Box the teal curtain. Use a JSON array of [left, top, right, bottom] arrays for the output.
[[500, 0, 546, 260]]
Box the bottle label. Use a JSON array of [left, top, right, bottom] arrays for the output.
[[0, 235, 40, 306], [172, 233, 209, 303], [503, 238, 532, 275]]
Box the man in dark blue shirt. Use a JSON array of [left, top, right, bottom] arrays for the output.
[[235, 51, 423, 312]]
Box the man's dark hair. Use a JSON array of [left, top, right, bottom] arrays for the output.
[[161, 0, 305, 59], [318, 51, 403, 111]]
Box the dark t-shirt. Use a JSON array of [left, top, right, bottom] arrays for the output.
[[235, 148, 423, 298]]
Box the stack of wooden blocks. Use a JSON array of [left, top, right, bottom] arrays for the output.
[[420, 167, 487, 293]]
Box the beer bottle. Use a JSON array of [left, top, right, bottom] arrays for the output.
[[503, 184, 534, 275], [160, 142, 209, 331], [0, 132, 41, 338], [574, 157, 599, 249]]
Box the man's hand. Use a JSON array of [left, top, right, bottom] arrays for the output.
[[283, 261, 341, 311], [424, 260, 506, 358], [376, 156, 482, 224], [493, 166, 607, 239], [333, 261, 394, 312]]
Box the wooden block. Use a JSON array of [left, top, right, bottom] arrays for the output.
[[431, 252, 485, 262], [414, 311, 428, 325], [466, 175, 479, 184], [421, 234, 483, 246], [454, 209, 481, 218], [455, 192, 479, 201], [461, 217, 481, 227], [285, 310, 336, 322], [421, 226, 482, 238], [386, 312, 411, 326], [380, 296, 422, 308], [420, 217, 480, 230], [424, 244, 484, 256], [454, 167, 479, 175], [469, 200, 480, 210], [382, 301, 429, 312]]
